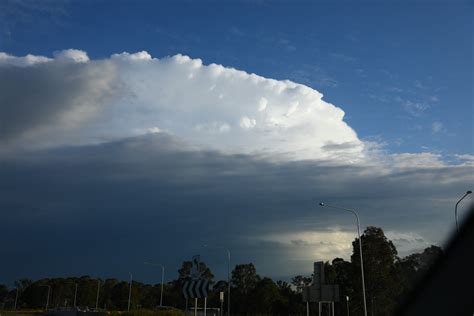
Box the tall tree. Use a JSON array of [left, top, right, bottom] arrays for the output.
[[231, 263, 260, 295], [331, 258, 354, 302], [351, 226, 400, 316], [231, 263, 260, 314], [177, 260, 214, 284], [0, 284, 8, 302], [212, 280, 228, 293], [252, 277, 282, 314], [291, 275, 312, 290], [14, 279, 32, 291], [397, 245, 443, 301]]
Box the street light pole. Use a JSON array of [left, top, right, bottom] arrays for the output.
[[46, 286, 51, 311], [346, 296, 350, 316], [455, 190, 472, 232], [128, 273, 133, 312], [14, 288, 18, 310], [38, 284, 51, 311], [95, 279, 101, 310], [319, 202, 368, 316], [160, 266, 164, 307], [74, 283, 78, 308], [225, 249, 231, 316], [144, 262, 165, 307], [39, 285, 51, 311]]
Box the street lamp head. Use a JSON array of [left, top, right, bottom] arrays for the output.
[[467, 190, 472, 194], [319, 202, 325, 206]]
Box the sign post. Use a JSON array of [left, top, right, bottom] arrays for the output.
[[303, 261, 340, 313], [182, 255, 211, 316], [220, 292, 224, 316]]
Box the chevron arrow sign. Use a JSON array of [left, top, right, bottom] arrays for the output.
[[182, 279, 210, 299]]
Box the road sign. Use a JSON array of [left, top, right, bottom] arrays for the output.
[[183, 279, 210, 299], [302, 261, 339, 303], [302, 284, 339, 302], [313, 261, 325, 285]]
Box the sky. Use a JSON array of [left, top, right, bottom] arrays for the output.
[[0, 0, 473, 286]]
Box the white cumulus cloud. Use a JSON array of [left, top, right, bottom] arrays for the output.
[[54, 49, 90, 63], [0, 49, 365, 161], [0, 52, 52, 66]]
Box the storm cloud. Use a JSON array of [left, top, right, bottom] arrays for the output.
[[0, 50, 472, 284], [0, 50, 363, 161], [1, 134, 472, 283]]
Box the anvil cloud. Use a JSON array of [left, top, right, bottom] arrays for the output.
[[0, 50, 363, 162]]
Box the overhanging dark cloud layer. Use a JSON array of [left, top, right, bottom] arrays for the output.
[[1, 134, 471, 284]]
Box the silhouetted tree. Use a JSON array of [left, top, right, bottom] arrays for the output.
[[351, 226, 400, 316], [3, 229, 445, 315], [231, 263, 260, 314], [252, 277, 282, 314], [291, 275, 312, 290], [0, 284, 9, 308], [177, 260, 214, 284], [397, 245, 443, 302]]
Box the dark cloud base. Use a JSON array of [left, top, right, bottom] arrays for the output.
[[0, 134, 472, 284]]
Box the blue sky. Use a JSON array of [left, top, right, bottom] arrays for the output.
[[0, 0, 472, 285]]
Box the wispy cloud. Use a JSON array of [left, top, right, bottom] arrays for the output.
[[431, 121, 444, 134], [395, 96, 430, 117], [329, 52, 356, 63], [429, 95, 439, 102], [289, 64, 338, 88], [277, 37, 297, 52], [229, 26, 244, 37], [414, 80, 426, 89], [0, 0, 68, 41]]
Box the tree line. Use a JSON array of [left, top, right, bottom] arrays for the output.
[[0, 226, 442, 316]]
